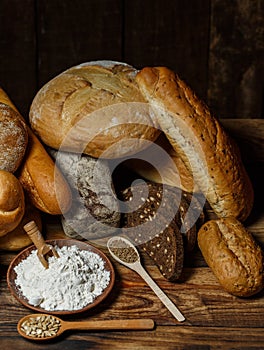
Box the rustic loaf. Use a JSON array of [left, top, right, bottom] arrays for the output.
[[0, 170, 25, 236], [121, 181, 199, 280], [29, 61, 161, 159], [49, 149, 121, 239], [0, 89, 28, 173], [135, 67, 254, 222], [198, 217, 264, 297]]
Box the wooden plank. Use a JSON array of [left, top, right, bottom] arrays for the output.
[[0, 0, 36, 118], [36, 0, 123, 88], [220, 119, 264, 163], [208, 0, 264, 119], [123, 0, 211, 101]]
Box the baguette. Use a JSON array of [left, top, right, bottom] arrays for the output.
[[135, 67, 254, 221], [17, 130, 72, 215]]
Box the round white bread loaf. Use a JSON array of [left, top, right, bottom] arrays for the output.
[[0, 100, 28, 173], [29, 61, 161, 159], [0, 170, 25, 236], [135, 67, 254, 221]]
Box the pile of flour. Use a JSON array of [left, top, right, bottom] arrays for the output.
[[14, 245, 111, 311]]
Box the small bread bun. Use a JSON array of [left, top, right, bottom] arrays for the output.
[[0, 198, 42, 251], [29, 61, 161, 158], [0, 170, 25, 236], [198, 217, 264, 297], [0, 101, 28, 173]]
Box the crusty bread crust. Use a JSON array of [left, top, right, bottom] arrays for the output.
[[198, 217, 264, 297], [29, 62, 161, 159], [0, 101, 28, 173], [136, 67, 254, 221], [17, 129, 72, 215], [0, 87, 72, 216]]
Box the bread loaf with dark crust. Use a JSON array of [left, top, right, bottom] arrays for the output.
[[0, 101, 28, 173], [121, 181, 199, 280], [29, 61, 161, 159], [135, 67, 254, 222], [198, 217, 264, 297], [49, 149, 121, 240], [0, 170, 25, 236]]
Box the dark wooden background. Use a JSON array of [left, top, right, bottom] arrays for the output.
[[0, 0, 263, 120]]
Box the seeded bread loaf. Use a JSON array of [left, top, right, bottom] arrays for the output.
[[121, 181, 199, 280], [49, 149, 121, 239], [135, 67, 254, 221], [198, 217, 264, 297]]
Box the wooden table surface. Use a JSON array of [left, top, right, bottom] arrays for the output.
[[0, 119, 264, 349]]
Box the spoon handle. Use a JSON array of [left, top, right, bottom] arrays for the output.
[[134, 262, 185, 322], [63, 318, 155, 331]]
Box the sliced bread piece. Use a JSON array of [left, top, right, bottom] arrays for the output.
[[121, 181, 185, 280]]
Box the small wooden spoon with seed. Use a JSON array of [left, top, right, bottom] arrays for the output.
[[107, 236, 185, 322], [17, 313, 155, 341]]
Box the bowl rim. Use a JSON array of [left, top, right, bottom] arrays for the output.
[[7, 238, 115, 315]]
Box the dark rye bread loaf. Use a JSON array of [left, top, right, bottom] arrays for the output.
[[121, 181, 199, 280]]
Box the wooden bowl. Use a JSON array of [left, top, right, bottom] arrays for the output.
[[7, 239, 115, 315]]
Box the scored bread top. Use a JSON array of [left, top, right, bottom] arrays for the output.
[[29, 62, 161, 159]]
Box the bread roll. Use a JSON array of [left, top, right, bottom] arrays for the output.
[[0, 199, 42, 251], [29, 61, 161, 159], [135, 67, 254, 221], [198, 217, 264, 297], [0, 88, 28, 172], [0, 170, 25, 236], [17, 129, 72, 215]]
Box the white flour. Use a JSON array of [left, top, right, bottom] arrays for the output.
[[14, 245, 111, 311]]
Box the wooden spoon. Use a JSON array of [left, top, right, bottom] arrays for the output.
[[23, 221, 59, 268], [107, 236, 185, 322], [17, 313, 155, 340]]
